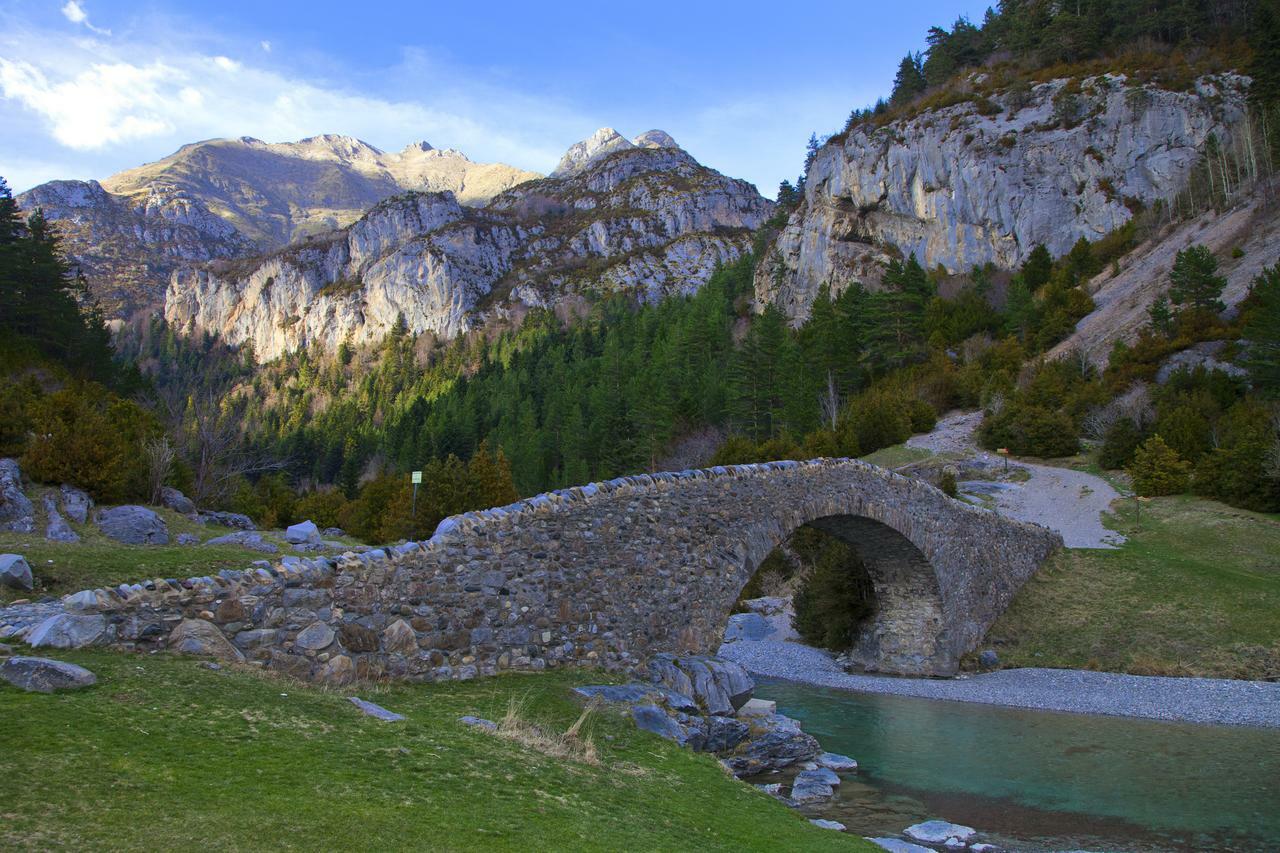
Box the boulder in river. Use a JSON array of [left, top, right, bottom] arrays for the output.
[[648, 653, 754, 715], [904, 820, 977, 846], [0, 656, 97, 692], [95, 505, 169, 545], [817, 751, 858, 771], [791, 767, 837, 802], [0, 554, 33, 591], [867, 839, 935, 853], [720, 712, 821, 776]]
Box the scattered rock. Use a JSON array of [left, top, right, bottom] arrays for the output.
[[817, 751, 858, 771], [349, 696, 405, 721], [1156, 341, 1249, 384], [204, 530, 277, 553], [648, 653, 754, 715], [159, 486, 197, 515], [736, 697, 777, 718], [904, 820, 977, 846], [0, 554, 33, 591], [42, 494, 79, 543], [295, 621, 336, 651], [321, 527, 346, 538], [27, 613, 106, 648], [701, 714, 751, 752], [0, 656, 97, 692], [285, 520, 321, 544], [978, 649, 1000, 670], [573, 682, 698, 713], [63, 589, 100, 613], [169, 618, 245, 661], [0, 459, 34, 533], [803, 766, 841, 786], [199, 511, 256, 530], [459, 715, 497, 731], [866, 839, 934, 853], [723, 611, 773, 642], [631, 703, 693, 744], [58, 484, 93, 524], [175, 533, 200, 545], [755, 782, 783, 796], [791, 768, 836, 803], [95, 505, 169, 545], [969, 845, 1001, 853], [721, 713, 821, 776], [810, 819, 847, 831]]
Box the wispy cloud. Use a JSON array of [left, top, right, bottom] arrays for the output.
[[61, 1, 111, 36]]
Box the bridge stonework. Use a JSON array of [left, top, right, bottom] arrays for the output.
[[27, 459, 1062, 681]]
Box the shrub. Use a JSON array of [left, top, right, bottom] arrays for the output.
[[939, 467, 958, 497], [1098, 417, 1146, 469], [980, 403, 1080, 457], [1154, 403, 1214, 463], [792, 537, 875, 651], [1127, 435, 1191, 496], [295, 487, 349, 530]]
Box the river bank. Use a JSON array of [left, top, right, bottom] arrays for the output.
[[719, 638, 1280, 728]]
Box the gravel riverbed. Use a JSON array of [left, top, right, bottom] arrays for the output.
[[720, 639, 1280, 728]]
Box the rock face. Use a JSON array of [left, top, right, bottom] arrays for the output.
[[0, 459, 34, 533], [165, 136, 773, 359], [0, 554, 33, 591], [17, 135, 539, 315], [95, 505, 169, 545], [0, 656, 97, 692], [59, 485, 93, 524], [757, 73, 1249, 321]]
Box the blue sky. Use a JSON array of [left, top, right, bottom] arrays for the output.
[[0, 1, 991, 197]]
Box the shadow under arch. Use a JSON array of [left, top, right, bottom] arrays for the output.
[[741, 513, 954, 676]]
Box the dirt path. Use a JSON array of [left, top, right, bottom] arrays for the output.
[[905, 410, 1126, 549]]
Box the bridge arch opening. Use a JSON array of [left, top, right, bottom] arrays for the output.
[[734, 514, 953, 676]]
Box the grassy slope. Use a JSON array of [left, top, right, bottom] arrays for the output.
[[0, 493, 360, 604], [0, 651, 869, 852], [984, 495, 1280, 679]]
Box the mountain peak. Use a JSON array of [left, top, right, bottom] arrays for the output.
[[551, 127, 635, 177], [632, 130, 678, 150]]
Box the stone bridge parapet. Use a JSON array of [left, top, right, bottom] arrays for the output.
[[4, 458, 1062, 681]]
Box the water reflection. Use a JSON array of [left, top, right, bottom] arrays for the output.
[[756, 677, 1280, 852]]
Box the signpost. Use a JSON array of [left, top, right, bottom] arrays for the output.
[[411, 470, 422, 516], [997, 447, 1010, 474]]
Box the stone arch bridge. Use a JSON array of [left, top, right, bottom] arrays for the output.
[[24, 459, 1062, 680]]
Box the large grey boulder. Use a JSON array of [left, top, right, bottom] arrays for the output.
[[791, 769, 836, 803], [630, 703, 694, 745], [723, 611, 772, 642], [648, 653, 754, 716], [903, 821, 976, 846], [573, 682, 698, 713], [0, 554, 33, 591], [42, 494, 79, 543], [59, 484, 93, 524], [159, 486, 196, 515], [1, 656, 97, 692], [27, 613, 107, 648], [0, 459, 34, 533], [95, 505, 169, 545], [204, 530, 277, 553], [285, 520, 320, 544], [169, 618, 244, 662]]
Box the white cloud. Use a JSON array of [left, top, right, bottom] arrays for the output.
[[61, 1, 111, 36], [213, 56, 240, 72], [260, 40, 271, 53]]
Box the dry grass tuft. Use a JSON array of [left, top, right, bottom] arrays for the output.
[[494, 696, 601, 765]]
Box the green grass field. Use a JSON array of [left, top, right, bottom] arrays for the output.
[[0, 651, 870, 852], [984, 495, 1280, 680]]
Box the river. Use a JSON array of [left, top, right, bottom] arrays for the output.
[[754, 677, 1280, 852]]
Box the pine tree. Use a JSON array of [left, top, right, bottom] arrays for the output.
[[890, 53, 927, 105], [1169, 245, 1227, 313], [1127, 434, 1191, 496], [1148, 296, 1174, 336], [1021, 244, 1054, 290], [1242, 263, 1280, 396]]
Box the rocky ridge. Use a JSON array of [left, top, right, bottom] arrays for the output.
[[757, 73, 1250, 321], [165, 132, 773, 359], [16, 135, 539, 315]]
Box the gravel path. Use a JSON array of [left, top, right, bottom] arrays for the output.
[[906, 410, 1126, 549], [720, 639, 1280, 728]]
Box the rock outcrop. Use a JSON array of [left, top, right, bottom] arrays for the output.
[[165, 137, 773, 359], [17, 135, 538, 315], [0, 656, 97, 692], [0, 459, 35, 533], [756, 73, 1249, 321], [95, 505, 169, 545]]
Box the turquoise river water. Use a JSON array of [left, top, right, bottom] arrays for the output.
[[754, 678, 1280, 852]]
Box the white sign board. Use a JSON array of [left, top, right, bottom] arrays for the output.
[[411, 471, 422, 484]]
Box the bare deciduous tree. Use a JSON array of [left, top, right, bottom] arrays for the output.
[[163, 389, 286, 506], [142, 436, 175, 505], [818, 370, 841, 431]]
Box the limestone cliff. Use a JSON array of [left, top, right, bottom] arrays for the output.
[[165, 134, 773, 359], [17, 135, 539, 315], [756, 73, 1249, 321]]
